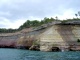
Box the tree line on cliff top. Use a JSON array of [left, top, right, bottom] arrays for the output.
[[0, 17, 56, 33], [0, 11, 80, 33]]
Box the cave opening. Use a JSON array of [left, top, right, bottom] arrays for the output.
[[52, 47, 61, 52]]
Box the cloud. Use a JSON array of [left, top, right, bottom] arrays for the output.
[[0, 0, 80, 28], [55, 9, 76, 19], [0, 17, 27, 29], [7, 19, 27, 29]]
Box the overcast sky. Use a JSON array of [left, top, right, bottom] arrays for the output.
[[0, 0, 80, 29]]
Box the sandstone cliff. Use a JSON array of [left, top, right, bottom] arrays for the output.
[[0, 20, 80, 52]]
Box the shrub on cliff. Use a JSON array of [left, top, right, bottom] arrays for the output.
[[77, 39, 80, 42]]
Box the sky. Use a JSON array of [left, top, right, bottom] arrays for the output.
[[0, 0, 80, 29]]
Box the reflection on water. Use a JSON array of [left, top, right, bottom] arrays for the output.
[[0, 48, 80, 60]]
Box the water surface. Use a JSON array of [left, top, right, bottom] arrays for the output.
[[0, 48, 80, 60]]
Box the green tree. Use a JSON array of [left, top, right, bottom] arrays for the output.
[[31, 20, 40, 27], [75, 14, 78, 18]]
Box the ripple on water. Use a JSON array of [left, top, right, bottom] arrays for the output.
[[0, 48, 80, 60]]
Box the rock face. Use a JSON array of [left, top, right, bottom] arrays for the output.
[[16, 36, 35, 49], [39, 25, 65, 51], [39, 25, 80, 51], [0, 22, 80, 52], [29, 45, 40, 51], [0, 35, 18, 48], [0, 26, 45, 49]]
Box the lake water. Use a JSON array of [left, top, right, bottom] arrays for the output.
[[0, 48, 80, 60]]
